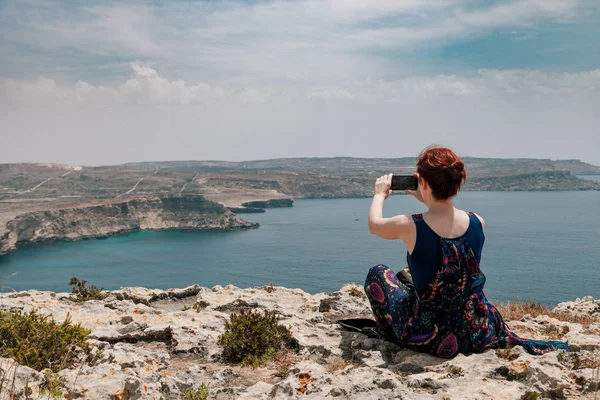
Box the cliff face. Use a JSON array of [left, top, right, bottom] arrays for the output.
[[0, 195, 258, 255]]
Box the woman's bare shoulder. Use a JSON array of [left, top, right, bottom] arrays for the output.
[[456, 209, 485, 228], [470, 211, 485, 228]]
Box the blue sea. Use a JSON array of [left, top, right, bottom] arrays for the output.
[[1, 190, 599, 306]]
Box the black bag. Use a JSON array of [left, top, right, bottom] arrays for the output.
[[336, 318, 380, 338]]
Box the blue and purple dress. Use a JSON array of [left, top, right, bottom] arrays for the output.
[[364, 212, 568, 358]]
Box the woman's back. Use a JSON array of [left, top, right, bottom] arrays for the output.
[[407, 209, 485, 292]]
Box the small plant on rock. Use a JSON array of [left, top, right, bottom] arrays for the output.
[[276, 365, 289, 377], [0, 309, 91, 372], [217, 309, 299, 367], [40, 371, 66, 399], [519, 392, 541, 400], [182, 301, 209, 313], [69, 275, 105, 302], [193, 301, 209, 312], [492, 362, 531, 382], [348, 287, 364, 298], [495, 348, 519, 361], [446, 365, 464, 377], [263, 282, 276, 293], [558, 352, 600, 370], [539, 324, 566, 340], [181, 383, 209, 400]]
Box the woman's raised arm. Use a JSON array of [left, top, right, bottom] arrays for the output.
[[368, 174, 414, 240]]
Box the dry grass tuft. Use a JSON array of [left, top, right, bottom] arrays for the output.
[[582, 327, 600, 336], [496, 348, 520, 361], [446, 365, 464, 377], [272, 348, 301, 369], [558, 352, 600, 370], [496, 301, 598, 328], [325, 356, 363, 373], [262, 283, 276, 293]]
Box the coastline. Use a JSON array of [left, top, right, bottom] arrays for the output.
[[0, 195, 258, 257], [2, 189, 598, 258], [1, 161, 599, 256]]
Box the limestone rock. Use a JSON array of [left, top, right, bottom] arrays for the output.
[[0, 285, 597, 399]]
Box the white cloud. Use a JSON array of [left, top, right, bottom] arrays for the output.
[[0, 1, 164, 58], [1, 66, 598, 166], [117, 63, 227, 105], [1, 1, 598, 165], [0, 0, 592, 83], [1, 64, 231, 106], [454, 0, 576, 28], [349, 0, 583, 48], [3, 64, 599, 107]]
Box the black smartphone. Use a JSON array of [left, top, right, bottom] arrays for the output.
[[391, 175, 418, 191]]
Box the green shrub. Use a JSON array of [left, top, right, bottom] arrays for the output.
[[0, 310, 91, 372], [181, 384, 209, 400], [217, 309, 299, 366], [242, 347, 278, 368], [69, 276, 105, 302], [40, 371, 66, 398]]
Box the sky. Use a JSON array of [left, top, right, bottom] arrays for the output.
[[1, 0, 599, 166]]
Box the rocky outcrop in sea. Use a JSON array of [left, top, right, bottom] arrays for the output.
[[1, 284, 599, 399], [0, 195, 257, 256], [241, 199, 294, 209]]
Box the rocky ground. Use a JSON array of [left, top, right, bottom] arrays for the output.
[[1, 284, 599, 399]]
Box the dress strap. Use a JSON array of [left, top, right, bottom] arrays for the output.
[[411, 213, 424, 222], [467, 211, 483, 231]]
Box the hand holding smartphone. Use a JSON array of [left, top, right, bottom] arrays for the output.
[[390, 175, 418, 191]]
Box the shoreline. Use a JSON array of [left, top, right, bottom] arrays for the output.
[[1, 189, 598, 257], [0, 195, 258, 257], [0, 225, 259, 257]]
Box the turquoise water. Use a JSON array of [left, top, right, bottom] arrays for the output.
[[0, 192, 599, 306]]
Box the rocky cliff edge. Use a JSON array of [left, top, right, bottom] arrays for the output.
[[0, 195, 258, 256], [1, 284, 599, 399]]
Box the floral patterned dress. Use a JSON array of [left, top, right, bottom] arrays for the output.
[[364, 213, 568, 358]]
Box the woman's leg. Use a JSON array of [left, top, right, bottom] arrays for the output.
[[364, 264, 413, 342]]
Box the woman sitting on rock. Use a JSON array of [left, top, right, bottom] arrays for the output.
[[365, 146, 568, 358]]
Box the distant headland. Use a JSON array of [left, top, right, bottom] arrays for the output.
[[1, 157, 598, 254]]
